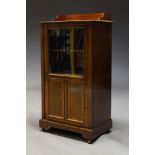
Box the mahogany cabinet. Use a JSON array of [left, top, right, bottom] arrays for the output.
[[39, 13, 112, 143]]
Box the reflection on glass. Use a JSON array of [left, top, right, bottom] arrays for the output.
[[48, 27, 83, 75]]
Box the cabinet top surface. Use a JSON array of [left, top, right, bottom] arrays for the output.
[[40, 12, 112, 24]]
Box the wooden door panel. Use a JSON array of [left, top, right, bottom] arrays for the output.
[[66, 80, 84, 124], [48, 78, 65, 120]]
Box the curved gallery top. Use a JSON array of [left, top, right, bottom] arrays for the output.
[[40, 12, 112, 23]]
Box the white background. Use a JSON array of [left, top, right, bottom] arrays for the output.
[[0, 0, 26, 155], [129, 0, 155, 154], [0, 0, 155, 154]]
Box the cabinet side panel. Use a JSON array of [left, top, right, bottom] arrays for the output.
[[91, 23, 112, 128]]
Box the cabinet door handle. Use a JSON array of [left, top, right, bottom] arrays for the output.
[[64, 79, 67, 120]]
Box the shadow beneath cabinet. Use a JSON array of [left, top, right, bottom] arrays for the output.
[[42, 127, 86, 142], [40, 127, 110, 144]]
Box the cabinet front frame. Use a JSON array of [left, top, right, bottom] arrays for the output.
[[41, 22, 91, 127]]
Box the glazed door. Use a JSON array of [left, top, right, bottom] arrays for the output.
[[44, 26, 85, 126]]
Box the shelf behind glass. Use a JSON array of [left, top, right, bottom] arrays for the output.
[[48, 27, 84, 75]]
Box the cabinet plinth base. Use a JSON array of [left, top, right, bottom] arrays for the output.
[[39, 118, 112, 143]]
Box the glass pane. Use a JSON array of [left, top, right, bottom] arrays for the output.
[[48, 27, 84, 75]]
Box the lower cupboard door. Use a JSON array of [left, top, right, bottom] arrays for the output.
[[47, 78, 65, 122], [66, 79, 85, 126]]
